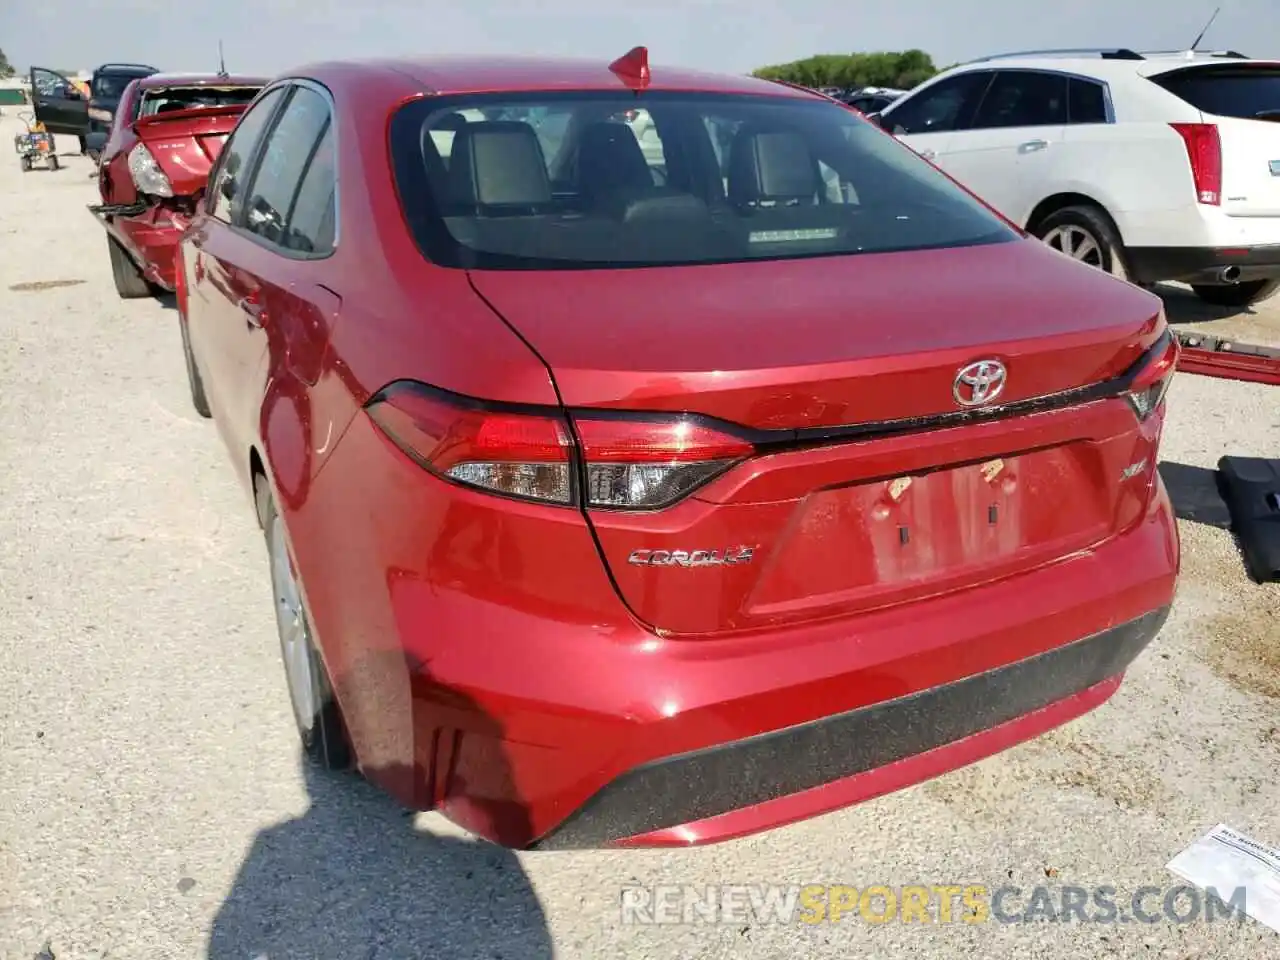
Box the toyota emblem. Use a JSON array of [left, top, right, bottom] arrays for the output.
[[953, 359, 1007, 407]]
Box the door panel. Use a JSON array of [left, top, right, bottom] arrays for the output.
[[940, 124, 1066, 222], [29, 67, 88, 136], [939, 70, 1070, 222]]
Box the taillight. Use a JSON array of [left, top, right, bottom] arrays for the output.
[[1169, 123, 1222, 205], [366, 383, 575, 504], [1126, 332, 1179, 421], [128, 142, 174, 198], [573, 415, 754, 509], [365, 382, 755, 510]]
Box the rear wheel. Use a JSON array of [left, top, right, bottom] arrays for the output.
[[47, 153, 59, 172], [262, 485, 352, 770], [19, 155, 31, 173], [1190, 279, 1280, 308], [1032, 205, 1129, 279], [107, 235, 156, 300]]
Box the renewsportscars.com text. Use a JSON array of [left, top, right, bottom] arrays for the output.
[[620, 883, 1247, 925]]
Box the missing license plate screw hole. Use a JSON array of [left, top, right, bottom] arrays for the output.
[[898, 526, 910, 545]]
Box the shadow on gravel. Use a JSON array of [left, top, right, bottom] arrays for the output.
[[208, 755, 553, 960], [155, 292, 177, 310], [1158, 460, 1232, 529], [1152, 282, 1257, 326]]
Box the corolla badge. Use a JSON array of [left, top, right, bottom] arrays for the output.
[[627, 546, 758, 567], [953, 359, 1007, 407]]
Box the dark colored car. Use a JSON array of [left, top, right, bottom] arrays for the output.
[[85, 63, 160, 158], [89, 72, 266, 297], [177, 51, 1179, 850]]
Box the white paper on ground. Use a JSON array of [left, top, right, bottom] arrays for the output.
[[1167, 823, 1280, 934]]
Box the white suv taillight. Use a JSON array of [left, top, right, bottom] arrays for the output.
[[128, 143, 173, 198], [1169, 123, 1222, 205], [366, 382, 754, 510]]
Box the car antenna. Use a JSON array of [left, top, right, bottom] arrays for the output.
[[609, 46, 650, 94], [217, 39, 229, 79], [1189, 5, 1222, 50]]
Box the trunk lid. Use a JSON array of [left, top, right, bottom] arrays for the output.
[[471, 238, 1167, 637], [469, 237, 1162, 428], [132, 105, 247, 196]]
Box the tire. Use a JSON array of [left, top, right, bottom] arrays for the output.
[[47, 154, 59, 172], [107, 235, 156, 300], [19, 156, 31, 173], [1031, 205, 1129, 279], [261, 484, 352, 770], [178, 315, 212, 418], [1189, 279, 1280, 308]]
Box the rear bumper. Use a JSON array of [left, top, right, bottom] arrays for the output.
[[533, 607, 1167, 849], [88, 201, 187, 290], [351, 471, 1179, 849], [1127, 244, 1280, 285]]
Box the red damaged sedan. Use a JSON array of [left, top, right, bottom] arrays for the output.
[[90, 72, 265, 298], [176, 50, 1180, 850]]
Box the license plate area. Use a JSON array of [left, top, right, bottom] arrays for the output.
[[745, 445, 1114, 618]]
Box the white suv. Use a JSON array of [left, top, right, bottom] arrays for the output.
[[872, 48, 1280, 307]]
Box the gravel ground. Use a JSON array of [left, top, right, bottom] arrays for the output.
[[1, 119, 1279, 960]]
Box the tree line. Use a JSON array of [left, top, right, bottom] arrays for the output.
[[752, 50, 945, 90]]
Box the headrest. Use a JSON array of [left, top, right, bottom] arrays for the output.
[[575, 120, 652, 195], [727, 127, 820, 204], [446, 121, 552, 207]]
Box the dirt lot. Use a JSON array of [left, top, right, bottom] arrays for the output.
[[1, 119, 1278, 960]]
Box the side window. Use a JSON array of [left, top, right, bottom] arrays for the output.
[[32, 68, 73, 99], [882, 72, 992, 135], [209, 86, 286, 223], [241, 87, 331, 246], [1068, 78, 1109, 124], [972, 71, 1068, 129], [281, 123, 336, 254]]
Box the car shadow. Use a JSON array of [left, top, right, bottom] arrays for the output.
[[155, 292, 178, 310], [208, 646, 555, 959], [1151, 281, 1261, 326], [1158, 460, 1233, 529]]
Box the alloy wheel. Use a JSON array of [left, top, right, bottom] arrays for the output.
[[1041, 224, 1104, 269], [269, 514, 317, 733]]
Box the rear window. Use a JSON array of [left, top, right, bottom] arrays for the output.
[[136, 85, 262, 119], [388, 91, 1017, 270], [1151, 65, 1280, 121], [92, 72, 150, 100]]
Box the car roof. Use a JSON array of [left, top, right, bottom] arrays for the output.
[[136, 72, 268, 89], [284, 55, 814, 99], [93, 63, 158, 77], [946, 52, 1280, 82]]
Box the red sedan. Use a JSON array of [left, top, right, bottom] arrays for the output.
[[176, 50, 1180, 850], [90, 72, 266, 297]]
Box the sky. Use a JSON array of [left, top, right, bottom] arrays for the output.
[[2, 0, 1277, 78]]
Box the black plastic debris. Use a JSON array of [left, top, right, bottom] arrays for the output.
[[1217, 456, 1280, 583]]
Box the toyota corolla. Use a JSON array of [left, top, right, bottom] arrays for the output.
[[177, 49, 1180, 849]]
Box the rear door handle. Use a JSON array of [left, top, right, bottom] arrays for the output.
[[1019, 139, 1049, 153]]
